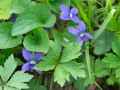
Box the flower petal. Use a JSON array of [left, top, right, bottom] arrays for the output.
[[22, 49, 33, 61], [60, 13, 70, 20], [22, 62, 30, 72], [77, 37, 84, 45], [35, 70, 42, 74], [34, 52, 44, 62], [71, 8, 78, 15], [29, 65, 34, 72], [59, 4, 69, 12], [68, 27, 80, 36], [10, 14, 16, 23], [71, 16, 80, 23], [85, 33, 93, 40], [78, 21, 86, 32]]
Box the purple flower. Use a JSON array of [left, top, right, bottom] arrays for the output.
[[68, 21, 93, 45], [22, 48, 44, 74], [59, 4, 80, 23], [10, 14, 16, 23]]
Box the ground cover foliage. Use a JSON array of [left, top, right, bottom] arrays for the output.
[[0, 0, 120, 90]]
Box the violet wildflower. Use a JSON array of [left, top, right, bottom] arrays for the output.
[[59, 4, 80, 23], [22, 48, 44, 74], [10, 14, 16, 23], [68, 20, 93, 44], [43, 27, 50, 31]]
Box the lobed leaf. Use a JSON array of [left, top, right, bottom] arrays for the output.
[[0, 54, 17, 83], [34, 41, 61, 71], [6, 71, 33, 89], [54, 64, 70, 87], [60, 42, 81, 63]]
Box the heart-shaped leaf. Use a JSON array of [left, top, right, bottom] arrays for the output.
[[0, 22, 22, 49], [12, 3, 56, 36], [23, 28, 49, 53]]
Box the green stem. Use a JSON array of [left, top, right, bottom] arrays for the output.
[[94, 81, 103, 90], [37, 75, 42, 90], [44, 79, 47, 87], [49, 75, 54, 90], [85, 42, 91, 79]]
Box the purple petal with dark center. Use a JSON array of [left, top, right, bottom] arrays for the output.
[[22, 62, 30, 72], [71, 16, 80, 23], [85, 33, 93, 40], [68, 27, 80, 36], [34, 52, 44, 62], [36, 70, 42, 74], [60, 13, 70, 20], [22, 49, 33, 61], [77, 37, 84, 45], [59, 4, 69, 12], [71, 8, 78, 15], [29, 65, 34, 72], [81, 36, 87, 42], [78, 21, 86, 32]]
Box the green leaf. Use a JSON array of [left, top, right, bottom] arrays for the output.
[[0, 0, 12, 20], [61, 61, 86, 79], [0, 22, 22, 49], [11, 0, 36, 14], [116, 67, 120, 78], [102, 53, 120, 68], [93, 30, 115, 55], [34, 41, 61, 71], [84, 75, 95, 86], [54, 61, 85, 87], [12, 3, 56, 36], [15, 58, 24, 66], [0, 86, 2, 90], [39, 86, 47, 90], [23, 28, 49, 52], [54, 64, 70, 87], [107, 17, 118, 31], [4, 86, 18, 90], [60, 42, 81, 63], [52, 29, 67, 47], [35, 41, 84, 87], [112, 36, 120, 57], [48, 0, 70, 13], [74, 78, 86, 90], [0, 54, 33, 90], [94, 60, 109, 77], [0, 54, 17, 83], [27, 79, 47, 90], [27, 79, 37, 90], [6, 71, 33, 89], [107, 75, 117, 85]]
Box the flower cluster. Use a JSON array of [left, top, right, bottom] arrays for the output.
[[59, 4, 93, 45], [22, 48, 44, 74]]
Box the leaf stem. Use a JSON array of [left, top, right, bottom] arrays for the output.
[[85, 42, 91, 79], [37, 74, 42, 90], [49, 75, 54, 90], [94, 81, 103, 90]]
